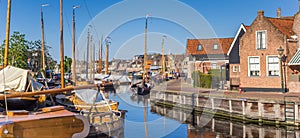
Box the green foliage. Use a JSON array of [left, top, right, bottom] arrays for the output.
[[64, 56, 72, 73], [192, 68, 226, 88], [0, 31, 56, 71], [1, 32, 29, 68]]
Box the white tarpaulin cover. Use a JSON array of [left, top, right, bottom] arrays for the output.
[[0, 66, 29, 92], [75, 89, 105, 104]]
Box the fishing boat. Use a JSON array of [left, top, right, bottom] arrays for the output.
[[0, 106, 90, 138], [55, 85, 125, 137]]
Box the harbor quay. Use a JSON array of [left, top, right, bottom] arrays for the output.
[[151, 78, 300, 128]]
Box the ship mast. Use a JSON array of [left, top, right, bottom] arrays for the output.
[[59, 0, 65, 88], [98, 36, 103, 73], [72, 5, 79, 85], [89, 36, 93, 81], [143, 15, 149, 80], [3, 0, 11, 68], [105, 37, 110, 75]]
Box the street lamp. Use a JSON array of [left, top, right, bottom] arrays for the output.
[[277, 46, 285, 93]]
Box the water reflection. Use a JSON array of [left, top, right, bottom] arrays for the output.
[[109, 85, 300, 137], [111, 85, 185, 138], [151, 102, 300, 138]]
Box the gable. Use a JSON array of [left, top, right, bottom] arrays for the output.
[[227, 24, 247, 56]]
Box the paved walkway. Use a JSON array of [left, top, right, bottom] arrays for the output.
[[152, 78, 300, 102]]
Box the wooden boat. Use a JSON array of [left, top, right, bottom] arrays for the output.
[[131, 80, 152, 95], [0, 106, 90, 138], [0, 66, 47, 110], [130, 15, 153, 96], [55, 86, 125, 137]]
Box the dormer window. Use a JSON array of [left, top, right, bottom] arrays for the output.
[[256, 30, 266, 49], [197, 44, 203, 51], [213, 44, 218, 50]]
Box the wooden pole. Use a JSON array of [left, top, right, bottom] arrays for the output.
[[71, 6, 78, 85], [0, 84, 100, 100], [60, 0, 65, 88], [98, 36, 103, 73], [105, 40, 109, 75], [41, 6, 46, 71], [86, 29, 90, 80], [143, 15, 148, 80], [4, 0, 11, 68], [89, 36, 93, 81]]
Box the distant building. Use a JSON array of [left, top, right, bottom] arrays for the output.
[[186, 38, 234, 81]]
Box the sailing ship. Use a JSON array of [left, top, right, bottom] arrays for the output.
[[130, 15, 153, 95], [55, 86, 125, 137]]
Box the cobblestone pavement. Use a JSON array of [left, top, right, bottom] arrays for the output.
[[153, 78, 300, 102]]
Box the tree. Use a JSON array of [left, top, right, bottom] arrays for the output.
[[0, 31, 56, 71], [1, 32, 29, 68]]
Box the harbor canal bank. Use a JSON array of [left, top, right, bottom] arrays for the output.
[[151, 79, 300, 127]]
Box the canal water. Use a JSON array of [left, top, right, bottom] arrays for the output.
[[110, 85, 299, 138]]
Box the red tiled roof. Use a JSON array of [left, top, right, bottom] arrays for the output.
[[244, 25, 250, 30], [267, 17, 294, 38], [186, 38, 234, 55]]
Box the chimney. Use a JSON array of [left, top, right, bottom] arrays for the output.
[[258, 10, 264, 17], [277, 8, 281, 18]]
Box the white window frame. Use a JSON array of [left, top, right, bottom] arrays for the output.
[[256, 30, 266, 50], [233, 65, 239, 72], [266, 55, 280, 76], [248, 56, 260, 77], [197, 44, 203, 51], [211, 63, 217, 69], [213, 44, 218, 50]]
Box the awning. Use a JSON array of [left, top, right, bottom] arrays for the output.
[[288, 50, 300, 65]]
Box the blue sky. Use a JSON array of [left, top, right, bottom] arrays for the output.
[[0, 0, 298, 61]]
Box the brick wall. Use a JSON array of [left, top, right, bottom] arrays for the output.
[[240, 12, 297, 90]]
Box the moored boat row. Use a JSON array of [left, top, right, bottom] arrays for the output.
[[0, 66, 125, 137]]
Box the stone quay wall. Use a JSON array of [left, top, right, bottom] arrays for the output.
[[150, 90, 300, 127]]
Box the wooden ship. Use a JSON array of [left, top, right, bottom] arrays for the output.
[[0, 106, 89, 138], [130, 15, 153, 95], [0, 83, 102, 137], [55, 86, 125, 137]]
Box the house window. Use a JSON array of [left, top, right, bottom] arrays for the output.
[[248, 57, 260, 76], [197, 44, 203, 51], [256, 30, 266, 49], [267, 56, 279, 76], [233, 65, 239, 72], [213, 44, 218, 50], [211, 63, 217, 69]]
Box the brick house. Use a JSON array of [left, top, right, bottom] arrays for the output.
[[239, 9, 299, 92], [186, 38, 233, 84], [227, 24, 249, 89]]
